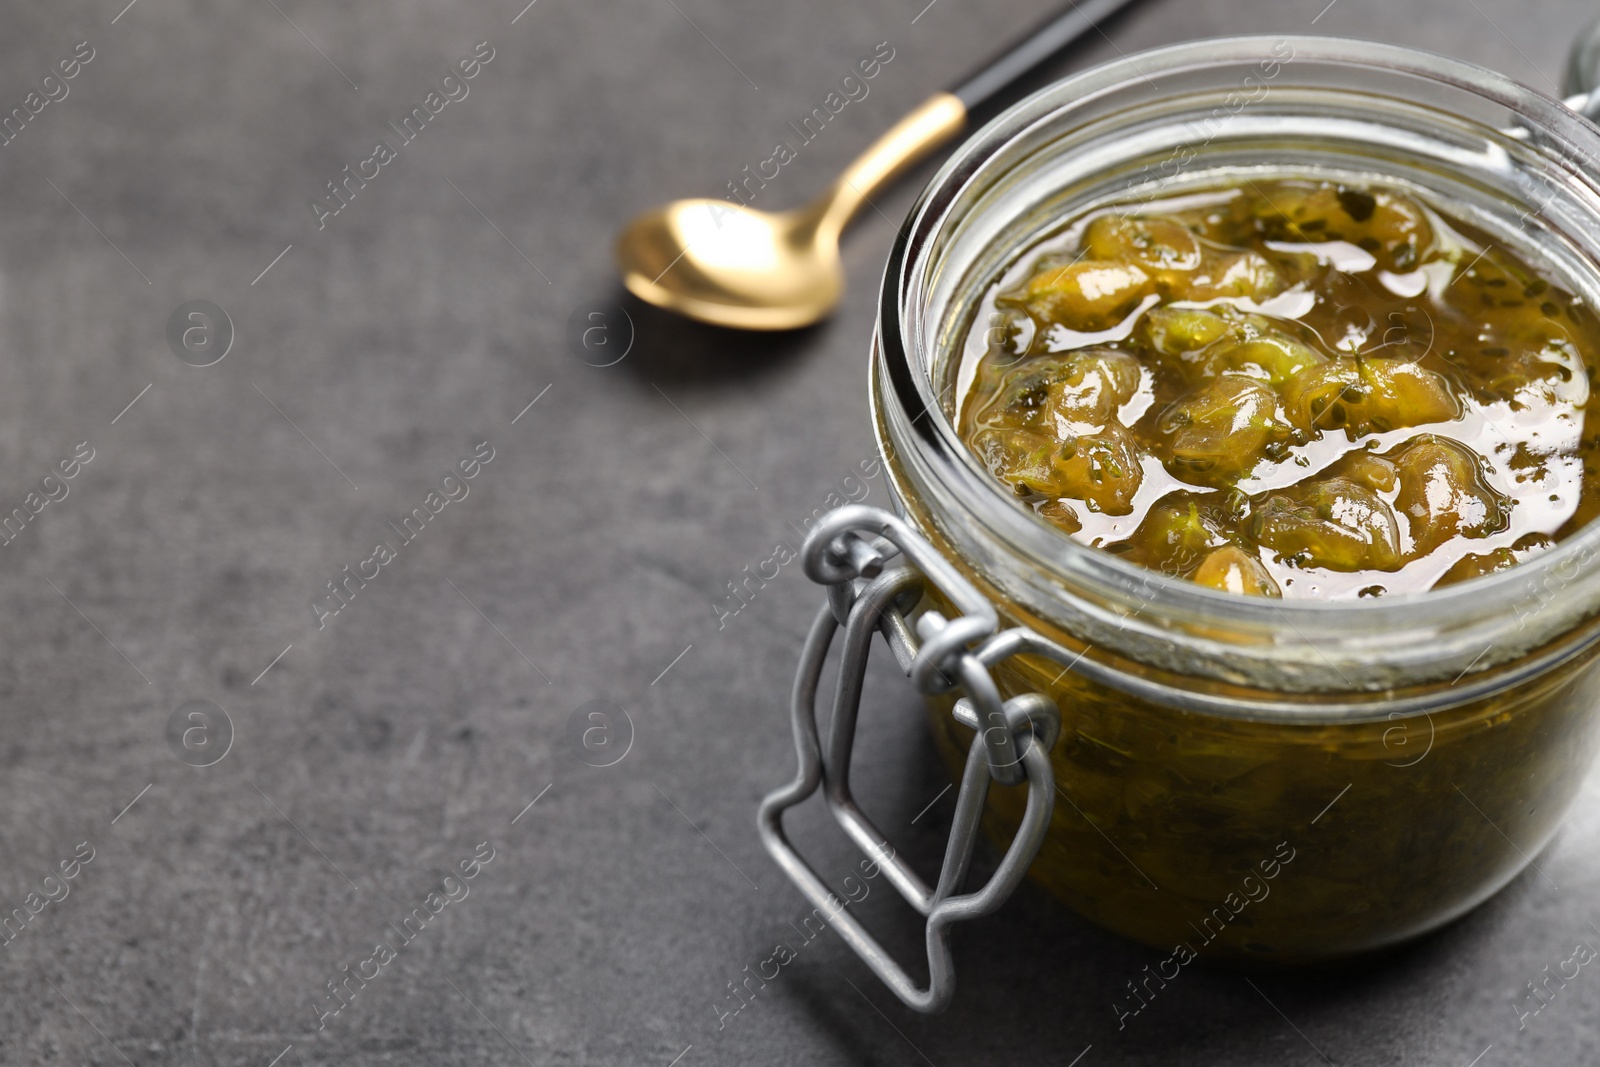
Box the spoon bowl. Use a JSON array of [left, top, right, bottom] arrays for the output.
[[615, 94, 967, 331], [616, 198, 842, 331]]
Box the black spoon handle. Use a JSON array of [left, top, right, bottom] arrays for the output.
[[810, 0, 1145, 240], [948, 0, 1144, 113]]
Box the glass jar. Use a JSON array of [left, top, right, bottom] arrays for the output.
[[872, 36, 1600, 964]]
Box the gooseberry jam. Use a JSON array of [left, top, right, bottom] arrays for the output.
[[956, 179, 1600, 598], [862, 35, 1600, 970]]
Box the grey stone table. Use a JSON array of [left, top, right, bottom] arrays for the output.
[[1, 0, 1597, 1064]]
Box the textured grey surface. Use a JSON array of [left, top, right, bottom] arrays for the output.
[[1, 1, 1598, 1065]]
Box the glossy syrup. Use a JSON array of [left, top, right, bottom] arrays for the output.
[[955, 179, 1600, 598]]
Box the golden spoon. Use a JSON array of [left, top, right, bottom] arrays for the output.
[[615, 0, 1141, 331]]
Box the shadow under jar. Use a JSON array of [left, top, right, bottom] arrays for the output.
[[874, 36, 1600, 964]]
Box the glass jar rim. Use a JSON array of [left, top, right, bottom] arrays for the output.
[[876, 34, 1600, 695]]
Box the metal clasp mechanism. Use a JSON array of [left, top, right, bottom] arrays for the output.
[[756, 505, 1059, 1013]]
